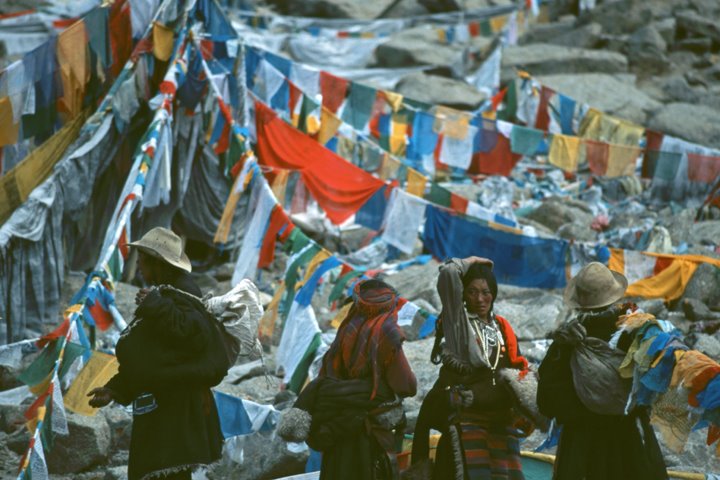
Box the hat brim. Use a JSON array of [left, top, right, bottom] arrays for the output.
[[563, 269, 628, 309], [127, 242, 192, 273]]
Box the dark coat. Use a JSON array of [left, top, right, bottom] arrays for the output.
[[537, 311, 668, 480], [105, 273, 226, 480]]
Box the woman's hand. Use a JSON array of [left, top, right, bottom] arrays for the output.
[[87, 387, 115, 408], [465, 256, 494, 268], [135, 288, 150, 305]]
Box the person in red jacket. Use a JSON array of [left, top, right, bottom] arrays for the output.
[[411, 257, 529, 480]]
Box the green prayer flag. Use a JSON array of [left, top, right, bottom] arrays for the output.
[[341, 83, 376, 131], [510, 125, 545, 156], [287, 332, 322, 393], [299, 95, 319, 134], [426, 183, 452, 208], [647, 151, 682, 181], [328, 270, 364, 305], [498, 79, 517, 122], [281, 244, 322, 317]]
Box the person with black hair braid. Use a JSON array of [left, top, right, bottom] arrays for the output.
[[409, 257, 529, 480]]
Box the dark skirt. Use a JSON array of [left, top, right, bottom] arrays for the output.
[[128, 388, 223, 480], [433, 423, 524, 480], [553, 413, 668, 480]]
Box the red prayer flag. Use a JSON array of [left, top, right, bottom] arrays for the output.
[[642, 129, 664, 178], [258, 206, 292, 269], [109, 1, 132, 78], [255, 101, 384, 224], [319, 71, 349, 114], [449, 193, 469, 213], [687, 153, 720, 184], [584, 140, 609, 176], [534, 86, 554, 131], [469, 133, 521, 177]]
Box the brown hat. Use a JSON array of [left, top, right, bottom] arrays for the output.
[[127, 227, 192, 273], [564, 262, 627, 309]]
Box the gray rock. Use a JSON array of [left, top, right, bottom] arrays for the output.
[[104, 466, 128, 480], [556, 222, 598, 242], [675, 37, 713, 53], [270, 0, 396, 19], [538, 73, 660, 124], [661, 428, 720, 473], [683, 298, 719, 321], [502, 44, 628, 78], [383, 0, 429, 18], [101, 405, 132, 450], [380, 261, 442, 313], [495, 292, 565, 341], [208, 431, 308, 480], [213, 262, 235, 282], [520, 17, 577, 44], [0, 403, 26, 434], [402, 337, 438, 413], [648, 103, 720, 149], [526, 197, 594, 233], [681, 262, 720, 309], [597, 34, 630, 53], [216, 374, 281, 404], [191, 272, 220, 295], [636, 299, 669, 319], [659, 75, 701, 103], [113, 281, 140, 323], [653, 18, 677, 45], [627, 25, 670, 73], [548, 22, 603, 49], [691, 221, 720, 246], [0, 434, 20, 479], [46, 411, 111, 474], [629, 25, 667, 53], [675, 10, 720, 42]]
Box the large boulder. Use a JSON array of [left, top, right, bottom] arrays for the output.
[[495, 290, 565, 341], [502, 44, 628, 78], [46, 411, 111, 474], [102, 405, 132, 451], [396, 72, 488, 110], [375, 26, 492, 69], [526, 197, 594, 233], [520, 16, 577, 44], [266, 0, 397, 18], [681, 262, 720, 310], [648, 103, 720, 149], [675, 10, 720, 43], [691, 221, 720, 247], [380, 261, 442, 313], [548, 22, 603, 49], [537, 73, 661, 124], [581, 0, 675, 35], [627, 25, 670, 73]]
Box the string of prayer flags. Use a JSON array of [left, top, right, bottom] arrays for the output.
[[406, 167, 427, 197], [509, 124, 546, 156], [341, 82, 377, 131], [64, 351, 119, 416], [548, 134, 581, 173], [319, 70, 349, 114], [152, 21, 174, 61]]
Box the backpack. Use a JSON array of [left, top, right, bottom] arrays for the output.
[[159, 279, 264, 366]]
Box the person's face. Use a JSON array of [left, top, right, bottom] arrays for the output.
[[137, 252, 155, 285], [464, 278, 493, 319]]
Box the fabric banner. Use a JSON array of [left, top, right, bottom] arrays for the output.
[[423, 205, 568, 288], [255, 101, 384, 224], [381, 189, 426, 254], [276, 301, 321, 384], [64, 350, 118, 416]]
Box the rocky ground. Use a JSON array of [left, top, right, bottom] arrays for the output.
[[2, 0, 720, 478]]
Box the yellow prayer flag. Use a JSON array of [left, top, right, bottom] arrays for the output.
[[214, 172, 243, 245], [64, 351, 119, 416], [379, 155, 401, 181], [303, 250, 332, 284], [434, 106, 470, 139], [383, 91, 404, 112], [259, 284, 285, 340], [26, 405, 47, 435], [0, 107, 87, 224], [271, 170, 290, 205], [390, 121, 407, 157], [406, 168, 427, 197], [318, 107, 341, 145], [578, 108, 644, 147], [490, 15, 508, 33], [605, 145, 642, 177], [331, 302, 353, 329], [152, 22, 174, 61], [437, 28, 447, 44], [57, 21, 89, 117], [548, 134, 581, 172], [0, 97, 19, 146]]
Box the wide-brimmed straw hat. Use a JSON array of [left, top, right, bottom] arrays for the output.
[[127, 227, 192, 273], [564, 262, 627, 309]]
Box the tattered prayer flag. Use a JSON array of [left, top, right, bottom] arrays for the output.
[[548, 134, 581, 172], [645, 151, 682, 182], [534, 85, 554, 131], [331, 302, 353, 329], [606, 144, 641, 177], [434, 106, 470, 139], [64, 351, 119, 416], [0, 97, 20, 146], [18, 340, 84, 394], [318, 107, 342, 145], [209, 110, 230, 155], [687, 153, 720, 184], [319, 71, 349, 114], [584, 139, 609, 176], [406, 168, 427, 197], [382, 90, 403, 112], [379, 155, 401, 181], [341, 83, 376, 131], [426, 182, 452, 208], [510, 125, 544, 156], [287, 331, 322, 393], [390, 113, 408, 156], [152, 22, 174, 61], [450, 193, 469, 214]]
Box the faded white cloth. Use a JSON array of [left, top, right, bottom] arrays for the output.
[[381, 189, 426, 254], [129, 0, 160, 38], [232, 179, 276, 285], [289, 62, 321, 102], [397, 301, 420, 327], [466, 45, 502, 97], [439, 124, 477, 170], [112, 73, 140, 126], [287, 34, 386, 69], [465, 201, 495, 222], [143, 121, 173, 208], [276, 300, 321, 384]]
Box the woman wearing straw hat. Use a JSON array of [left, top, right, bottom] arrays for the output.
[[88, 227, 228, 480], [537, 262, 668, 480]]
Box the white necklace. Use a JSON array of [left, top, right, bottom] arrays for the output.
[[468, 314, 502, 385]]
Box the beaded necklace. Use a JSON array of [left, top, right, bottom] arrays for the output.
[[467, 311, 504, 385]]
